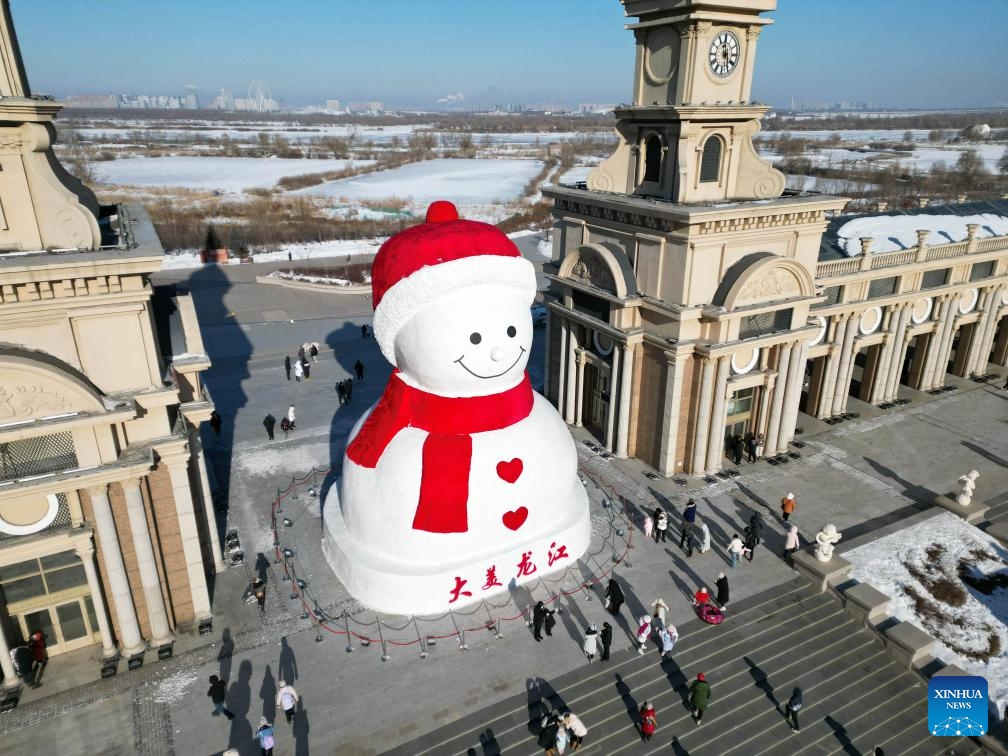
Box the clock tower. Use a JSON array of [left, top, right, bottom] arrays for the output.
[[588, 0, 785, 203]]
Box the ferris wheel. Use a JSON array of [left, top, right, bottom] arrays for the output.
[[248, 80, 272, 113]]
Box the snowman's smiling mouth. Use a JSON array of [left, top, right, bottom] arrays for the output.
[[455, 347, 526, 379]]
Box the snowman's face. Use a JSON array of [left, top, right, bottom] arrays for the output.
[[395, 284, 532, 395]]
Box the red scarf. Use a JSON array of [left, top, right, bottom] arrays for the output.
[[346, 371, 534, 533]]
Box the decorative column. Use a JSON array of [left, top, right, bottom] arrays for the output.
[[764, 343, 791, 454], [657, 354, 685, 476], [869, 306, 899, 404], [967, 287, 999, 376], [704, 356, 730, 473], [919, 298, 951, 390], [75, 540, 118, 659], [604, 345, 620, 452], [778, 340, 808, 451], [191, 436, 225, 573], [121, 478, 173, 646], [556, 320, 564, 411], [817, 314, 848, 418], [830, 314, 859, 416], [564, 323, 579, 423], [884, 305, 912, 401], [690, 357, 715, 474], [88, 484, 145, 656], [162, 453, 212, 619], [930, 299, 960, 388], [0, 613, 20, 693], [573, 350, 587, 427], [615, 341, 636, 458]]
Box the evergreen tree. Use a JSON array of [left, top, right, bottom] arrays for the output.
[[205, 224, 224, 250]]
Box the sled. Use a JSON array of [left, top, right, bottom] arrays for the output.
[[695, 602, 725, 625]]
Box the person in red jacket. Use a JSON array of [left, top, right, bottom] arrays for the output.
[[693, 586, 711, 607], [28, 630, 47, 688], [639, 700, 657, 742]]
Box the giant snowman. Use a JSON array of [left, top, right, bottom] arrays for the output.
[[323, 201, 591, 615]]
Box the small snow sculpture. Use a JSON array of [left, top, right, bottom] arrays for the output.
[[814, 523, 842, 562], [956, 469, 979, 507]]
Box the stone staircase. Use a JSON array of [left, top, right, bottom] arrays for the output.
[[383, 577, 981, 756]]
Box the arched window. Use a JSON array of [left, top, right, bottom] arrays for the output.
[[699, 135, 723, 183], [643, 135, 662, 182]]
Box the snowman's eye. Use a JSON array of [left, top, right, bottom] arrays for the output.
[[469, 332, 482, 345], [506, 325, 517, 338]]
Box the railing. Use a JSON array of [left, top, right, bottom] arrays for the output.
[[870, 248, 916, 269], [816, 258, 861, 277], [926, 241, 969, 261], [816, 233, 1008, 279], [976, 237, 1007, 253]]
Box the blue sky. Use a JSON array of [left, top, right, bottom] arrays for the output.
[[11, 0, 1008, 110]]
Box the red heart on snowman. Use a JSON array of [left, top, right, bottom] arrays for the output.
[[502, 506, 528, 531], [496, 458, 523, 483]]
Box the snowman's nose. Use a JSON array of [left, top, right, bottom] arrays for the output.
[[490, 347, 506, 362]]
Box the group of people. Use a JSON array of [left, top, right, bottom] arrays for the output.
[[537, 708, 588, 754], [284, 343, 320, 383], [728, 431, 764, 466], [207, 674, 301, 755], [262, 405, 297, 440]]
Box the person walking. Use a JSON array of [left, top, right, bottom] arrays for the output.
[[651, 597, 669, 627], [336, 381, 345, 404], [537, 710, 560, 755], [287, 405, 296, 430], [745, 431, 757, 463], [781, 491, 797, 521], [555, 720, 570, 755], [635, 615, 652, 655], [599, 621, 613, 661], [344, 377, 353, 402], [255, 716, 276, 756], [309, 342, 319, 363], [209, 410, 222, 437], [293, 359, 304, 382], [743, 526, 757, 562], [254, 581, 266, 614], [680, 520, 696, 557], [728, 533, 745, 569], [689, 673, 712, 724], [749, 511, 765, 548], [697, 520, 711, 553], [301, 358, 311, 381], [28, 630, 47, 688], [583, 623, 599, 662], [563, 711, 588, 751], [284, 355, 291, 381], [683, 498, 697, 524], [275, 679, 300, 724], [643, 514, 653, 541], [715, 572, 729, 612], [784, 687, 803, 732], [280, 416, 291, 439], [263, 414, 276, 440], [361, 323, 369, 339], [639, 701, 657, 742], [655, 508, 668, 542], [544, 604, 556, 637], [354, 359, 365, 381], [783, 524, 801, 558], [207, 675, 235, 720], [604, 578, 624, 616], [658, 624, 678, 661], [532, 601, 547, 642]]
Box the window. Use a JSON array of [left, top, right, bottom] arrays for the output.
[[739, 308, 792, 339], [970, 261, 995, 281], [699, 136, 723, 183], [643, 135, 662, 182], [822, 286, 843, 305], [868, 276, 898, 299], [0, 552, 87, 604], [0, 432, 78, 482], [921, 268, 949, 289]]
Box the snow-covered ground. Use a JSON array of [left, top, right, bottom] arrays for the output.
[[846, 511, 1008, 719], [92, 156, 372, 192], [834, 212, 1008, 256], [294, 157, 542, 205]]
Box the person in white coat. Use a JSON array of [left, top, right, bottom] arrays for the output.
[[635, 615, 652, 655], [727, 532, 744, 568], [698, 521, 711, 553], [287, 405, 296, 430], [582, 623, 598, 662], [563, 711, 588, 751], [293, 359, 304, 382], [275, 679, 299, 723], [651, 598, 668, 626]]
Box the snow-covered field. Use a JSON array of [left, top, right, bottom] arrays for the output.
[[846, 511, 1008, 719], [294, 157, 542, 205], [92, 156, 372, 192]]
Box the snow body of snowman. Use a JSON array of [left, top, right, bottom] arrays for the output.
[[323, 201, 590, 615]]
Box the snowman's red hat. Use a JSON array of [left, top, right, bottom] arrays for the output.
[[371, 200, 536, 362]]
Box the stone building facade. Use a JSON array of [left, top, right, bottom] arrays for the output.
[[0, 1, 219, 690], [542, 0, 1008, 477]]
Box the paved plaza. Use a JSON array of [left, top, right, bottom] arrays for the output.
[[2, 252, 1007, 755]]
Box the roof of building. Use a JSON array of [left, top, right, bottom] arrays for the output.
[[818, 198, 1008, 261]]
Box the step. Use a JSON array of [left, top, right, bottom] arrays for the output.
[[863, 698, 982, 756], [580, 629, 879, 754]]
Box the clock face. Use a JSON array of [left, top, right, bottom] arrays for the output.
[[708, 30, 740, 78]]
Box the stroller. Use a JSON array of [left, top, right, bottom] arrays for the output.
[[696, 602, 725, 625]]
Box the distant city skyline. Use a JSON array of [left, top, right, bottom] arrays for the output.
[[11, 0, 1008, 111]]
